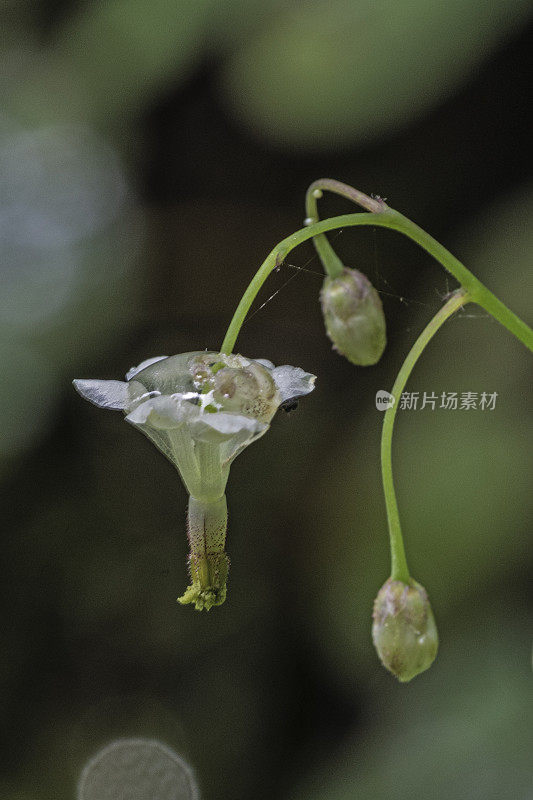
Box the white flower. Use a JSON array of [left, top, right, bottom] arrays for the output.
[[74, 351, 314, 499], [73, 351, 315, 610]]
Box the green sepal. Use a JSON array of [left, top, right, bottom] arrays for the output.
[[177, 552, 230, 612]]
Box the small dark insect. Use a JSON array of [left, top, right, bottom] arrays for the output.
[[281, 399, 299, 413]]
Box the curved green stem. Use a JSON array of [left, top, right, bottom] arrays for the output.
[[307, 178, 385, 215], [304, 178, 384, 279], [383, 211, 533, 351], [382, 289, 470, 582], [220, 208, 533, 355], [220, 214, 369, 354], [306, 179, 532, 350]]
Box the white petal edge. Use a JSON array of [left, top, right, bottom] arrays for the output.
[[220, 422, 270, 465], [253, 358, 275, 370], [126, 395, 197, 428], [190, 412, 267, 442], [73, 379, 130, 410], [126, 355, 168, 381], [271, 366, 316, 403]]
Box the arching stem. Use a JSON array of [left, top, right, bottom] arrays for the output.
[[304, 178, 384, 279], [220, 208, 533, 355], [382, 289, 470, 582]]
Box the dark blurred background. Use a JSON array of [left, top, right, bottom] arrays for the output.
[[1, 2, 532, 799]]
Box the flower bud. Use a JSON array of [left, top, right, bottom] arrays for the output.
[[372, 578, 438, 682], [320, 267, 386, 365]]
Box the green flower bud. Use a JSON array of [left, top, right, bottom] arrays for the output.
[[372, 578, 438, 682], [320, 267, 386, 365]]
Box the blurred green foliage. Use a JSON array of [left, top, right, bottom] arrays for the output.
[[291, 607, 533, 800], [222, 0, 533, 148]]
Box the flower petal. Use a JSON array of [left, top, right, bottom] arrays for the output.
[[126, 395, 196, 429], [73, 379, 131, 410], [190, 412, 267, 443], [125, 355, 168, 381], [253, 358, 275, 370], [220, 422, 269, 465], [271, 366, 316, 403]]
